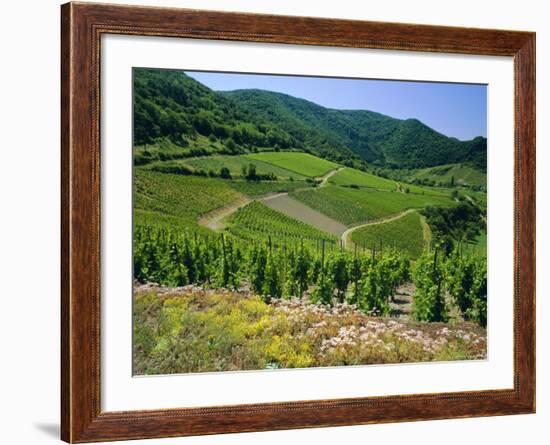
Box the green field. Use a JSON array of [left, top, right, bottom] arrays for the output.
[[226, 201, 336, 247], [329, 167, 398, 190], [330, 167, 450, 197], [134, 168, 243, 231], [350, 211, 427, 259], [291, 185, 455, 226], [410, 163, 486, 188], [246, 152, 339, 177], [183, 154, 308, 180]]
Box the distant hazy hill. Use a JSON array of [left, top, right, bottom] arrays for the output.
[[134, 68, 486, 171]]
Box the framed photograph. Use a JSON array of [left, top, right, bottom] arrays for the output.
[[61, 2, 535, 442]]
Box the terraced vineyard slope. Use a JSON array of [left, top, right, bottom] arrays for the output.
[[348, 210, 427, 259], [226, 201, 337, 247], [290, 185, 454, 226]]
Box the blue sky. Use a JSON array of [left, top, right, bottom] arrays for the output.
[[186, 71, 487, 141]]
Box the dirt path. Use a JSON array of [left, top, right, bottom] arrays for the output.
[[419, 214, 432, 247], [259, 192, 288, 202], [198, 196, 252, 231], [390, 283, 415, 318], [318, 167, 344, 187], [199, 167, 344, 234], [340, 209, 417, 248]]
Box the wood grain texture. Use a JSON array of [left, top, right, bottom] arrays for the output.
[[60, 2, 536, 442]]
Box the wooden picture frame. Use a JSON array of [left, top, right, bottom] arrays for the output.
[[61, 2, 535, 442]]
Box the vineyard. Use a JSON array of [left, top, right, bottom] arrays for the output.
[[349, 211, 427, 259], [183, 154, 308, 180], [329, 166, 452, 197], [226, 179, 305, 197], [132, 159, 488, 375], [134, 223, 486, 324], [290, 185, 454, 225], [131, 68, 489, 375], [134, 169, 242, 230], [329, 166, 401, 190], [132, 221, 487, 374], [409, 163, 487, 188], [226, 201, 337, 248], [246, 151, 338, 177]]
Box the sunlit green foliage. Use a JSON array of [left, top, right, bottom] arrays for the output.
[[134, 168, 242, 230], [422, 202, 485, 254], [329, 167, 398, 190], [330, 167, 451, 197], [412, 250, 448, 322], [134, 222, 410, 308], [445, 250, 487, 327], [182, 154, 307, 180], [350, 211, 427, 259], [246, 152, 339, 178], [224, 89, 487, 170], [227, 179, 306, 197], [409, 163, 487, 188], [291, 186, 454, 225], [226, 201, 336, 248]]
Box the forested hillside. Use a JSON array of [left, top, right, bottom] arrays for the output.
[[134, 68, 486, 171], [224, 89, 487, 170], [133, 68, 360, 165]]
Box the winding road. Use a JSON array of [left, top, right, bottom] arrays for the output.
[[318, 167, 344, 187], [198, 167, 344, 232], [198, 196, 252, 231], [199, 166, 429, 251]]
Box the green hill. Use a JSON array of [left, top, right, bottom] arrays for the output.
[[133, 68, 359, 165], [134, 68, 486, 172], [223, 89, 487, 170]]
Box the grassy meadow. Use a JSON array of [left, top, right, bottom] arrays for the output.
[[246, 151, 339, 177]]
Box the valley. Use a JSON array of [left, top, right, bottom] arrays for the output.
[[132, 68, 488, 374]]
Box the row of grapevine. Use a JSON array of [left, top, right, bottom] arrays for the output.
[[226, 201, 336, 250], [412, 248, 487, 326], [134, 224, 410, 314]]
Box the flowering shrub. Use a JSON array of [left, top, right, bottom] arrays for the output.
[[134, 284, 487, 375]]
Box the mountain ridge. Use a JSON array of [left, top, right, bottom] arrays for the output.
[[133, 68, 486, 171], [222, 88, 486, 170]]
